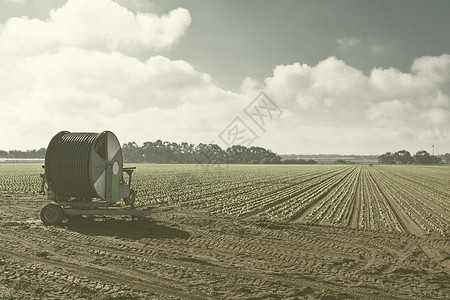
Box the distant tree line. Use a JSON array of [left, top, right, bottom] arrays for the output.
[[122, 141, 273, 164], [333, 159, 355, 164], [282, 154, 378, 160], [279, 159, 317, 165], [0, 143, 280, 164], [378, 150, 450, 164], [7, 144, 448, 165], [0, 148, 46, 159], [3, 141, 315, 164], [122, 140, 313, 164]]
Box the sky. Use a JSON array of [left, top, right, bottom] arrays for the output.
[[0, 0, 449, 155]]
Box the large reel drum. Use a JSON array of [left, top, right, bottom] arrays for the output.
[[45, 131, 126, 200]]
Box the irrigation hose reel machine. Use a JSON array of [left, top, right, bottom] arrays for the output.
[[39, 131, 150, 225]]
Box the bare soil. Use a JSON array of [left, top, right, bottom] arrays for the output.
[[0, 194, 449, 299]]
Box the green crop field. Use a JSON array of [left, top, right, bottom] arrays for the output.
[[1, 163, 449, 236], [1, 163, 450, 299]]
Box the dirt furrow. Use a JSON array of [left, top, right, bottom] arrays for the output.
[[0, 246, 207, 300]]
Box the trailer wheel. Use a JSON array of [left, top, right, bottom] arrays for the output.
[[40, 204, 64, 225]]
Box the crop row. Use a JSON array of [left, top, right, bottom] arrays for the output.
[[0, 163, 448, 236]]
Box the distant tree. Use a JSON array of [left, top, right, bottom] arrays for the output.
[[225, 145, 247, 163], [443, 153, 450, 164], [180, 142, 195, 163], [0, 148, 46, 159], [280, 159, 317, 164], [334, 159, 348, 164], [432, 155, 442, 164], [414, 150, 434, 164], [378, 152, 395, 164], [204, 143, 226, 164], [224, 145, 280, 164], [271, 157, 283, 164], [393, 150, 414, 164], [261, 157, 272, 164], [122, 142, 141, 163]]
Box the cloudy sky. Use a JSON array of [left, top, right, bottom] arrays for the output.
[[0, 0, 449, 155]]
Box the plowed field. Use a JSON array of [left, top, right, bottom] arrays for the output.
[[0, 164, 449, 299]]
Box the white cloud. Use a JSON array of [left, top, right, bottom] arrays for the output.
[[0, 0, 236, 150], [0, 0, 449, 154], [411, 54, 450, 86], [0, 0, 191, 57], [365, 99, 420, 127], [337, 37, 360, 50], [421, 109, 449, 126], [0, 44, 240, 148], [369, 67, 430, 100], [265, 56, 369, 123], [370, 44, 386, 55], [240, 77, 262, 94], [263, 55, 450, 153], [337, 36, 394, 56]]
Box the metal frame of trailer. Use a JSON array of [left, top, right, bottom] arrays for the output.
[[57, 199, 151, 217]]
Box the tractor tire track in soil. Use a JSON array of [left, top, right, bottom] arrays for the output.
[[1, 195, 449, 299], [348, 167, 362, 228]]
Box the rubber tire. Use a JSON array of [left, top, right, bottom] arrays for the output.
[[40, 204, 64, 225]]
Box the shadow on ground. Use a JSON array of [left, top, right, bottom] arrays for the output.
[[63, 217, 190, 240]]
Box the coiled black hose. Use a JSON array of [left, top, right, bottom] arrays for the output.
[[45, 132, 101, 198]]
